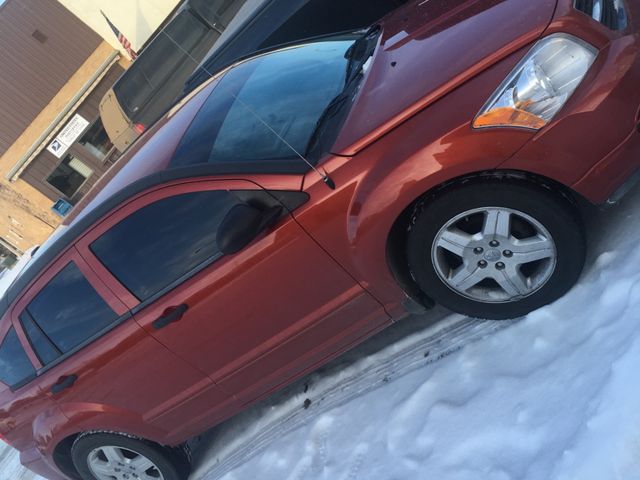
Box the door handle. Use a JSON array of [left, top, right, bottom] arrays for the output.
[[152, 304, 189, 330], [51, 374, 78, 394]]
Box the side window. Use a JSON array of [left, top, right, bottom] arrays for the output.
[[90, 190, 239, 302], [24, 262, 119, 355], [0, 328, 36, 389], [19, 311, 61, 365]]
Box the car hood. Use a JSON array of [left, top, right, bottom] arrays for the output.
[[332, 0, 558, 156]]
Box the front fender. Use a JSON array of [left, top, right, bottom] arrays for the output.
[[298, 46, 539, 317]]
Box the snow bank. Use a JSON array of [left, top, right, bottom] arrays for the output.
[[192, 187, 640, 480]]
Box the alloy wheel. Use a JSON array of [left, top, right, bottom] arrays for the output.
[[87, 445, 164, 480], [431, 207, 557, 303]]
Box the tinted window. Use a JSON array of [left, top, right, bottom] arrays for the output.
[[91, 190, 238, 301], [190, 0, 245, 30], [184, 0, 408, 95], [171, 38, 354, 169], [261, 0, 406, 46], [19, 312, 61, 365], [26, 263, 119, 354], [0, 328, 36, 389], [113, 9, 219, 124]]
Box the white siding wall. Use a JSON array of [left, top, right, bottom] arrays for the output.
[[57, 0, 181, 54]]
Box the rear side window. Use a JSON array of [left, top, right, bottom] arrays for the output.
[[0, 328, 36, 389], [90, 190, 238, 301], [25, 262, 119, 354]]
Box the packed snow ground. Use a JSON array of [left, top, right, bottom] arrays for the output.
[[5, 182, 640, 480]]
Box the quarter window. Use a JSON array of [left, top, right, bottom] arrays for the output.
[[90, 190, 238, 301], [19, 311, 61, 366], [0, 328, 36, 389], [24, 262, 119, 354]]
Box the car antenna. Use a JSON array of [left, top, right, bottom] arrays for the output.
[[230, 94, 336, 190], [160, 31, 336, 190]]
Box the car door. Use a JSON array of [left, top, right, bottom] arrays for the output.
[[76, 177, 390, 432], [9, 247, 232, 440]]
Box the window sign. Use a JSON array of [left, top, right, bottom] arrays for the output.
[[46, 114, 90, 159], [46, 139, 66, 158]]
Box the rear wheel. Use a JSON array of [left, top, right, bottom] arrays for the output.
[[406, 180, 586, 319], [71, 432, 190, 480]]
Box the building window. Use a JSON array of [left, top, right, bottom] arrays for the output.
[[0, 239, 18, 270], [47, 154, 93, 198], [78, 118, 114, 160]]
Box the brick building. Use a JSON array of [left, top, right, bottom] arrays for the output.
[[0, 0, 132, 258]]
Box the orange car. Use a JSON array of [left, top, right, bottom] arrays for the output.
[[2, 1, 640, 479]]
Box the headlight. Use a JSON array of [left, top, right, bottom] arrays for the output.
[[473, 34, 597, 130]]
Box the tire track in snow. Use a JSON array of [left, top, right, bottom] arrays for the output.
[[192, 313, 518, 480]]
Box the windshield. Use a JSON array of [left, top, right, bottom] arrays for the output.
[[171, 34, 364, 169]]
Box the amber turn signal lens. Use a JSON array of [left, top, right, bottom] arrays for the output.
[[474, 107, 547, 130]]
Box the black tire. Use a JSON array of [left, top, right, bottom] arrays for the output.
[[71, 431, 191, 480], [406, 179, 586, 319]]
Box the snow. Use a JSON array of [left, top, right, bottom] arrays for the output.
[[0, 447, 38, 480], [5, 184, 640, 480]]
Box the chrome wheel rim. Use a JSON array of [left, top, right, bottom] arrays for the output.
[[87, 446, 164, 480], [431, 207, 557, 304]]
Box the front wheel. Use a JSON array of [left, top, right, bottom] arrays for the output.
[[406, 180, 586, 319], [71, 431, 191, 480]]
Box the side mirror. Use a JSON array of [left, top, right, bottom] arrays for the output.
[[217, 204, 282, 255]]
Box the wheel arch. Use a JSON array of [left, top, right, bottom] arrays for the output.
[[385, 169, 589, 308], [52, 434, 81, 480], [37, 403, 170, 480]]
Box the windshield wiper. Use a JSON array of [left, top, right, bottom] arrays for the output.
[[344, 26, 380, 84], [305, 92, 350, 158], [305, 27, 380, 159]]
